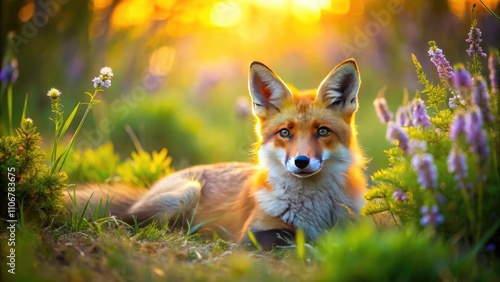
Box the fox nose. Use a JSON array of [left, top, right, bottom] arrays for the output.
[[294, 155, 310, 169]]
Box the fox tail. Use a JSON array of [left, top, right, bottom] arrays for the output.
[[64, 184, 146, 224]]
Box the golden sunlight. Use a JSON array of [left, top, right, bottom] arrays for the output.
[[330, 0, 351, 15], [93, 0, 113, 10], [448, 0, 500, 18], [149, 46, 176, 76], [111, 0, 154, 27], [292, 0, 322, 24], [210, 1, 243, 27]]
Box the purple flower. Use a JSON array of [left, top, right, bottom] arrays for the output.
[[393, 190, 408, 202], [386, 122, 411, 154], [449, 112, 466, 141], [469, 127, 489, 166], [373, 95, 393, 124], [0, 58, 19, 83], [447, 146, 468, 188], [409, 140, 427, 155], [412, 99, 431, 128], [466, 24, 487, 58], [472, 76, 493, 123], [452, 64, 472, 106], [488, 50, 499, 94], [464, 108, 489, 166], [420, 205, 444, 226], [464, 108, 483, 138], [395, 106, 412, 127], [411, 153, 438, 190], [428, 41, 454, 79], [92, 66, 113, 89], [486, 244, 496, 253]]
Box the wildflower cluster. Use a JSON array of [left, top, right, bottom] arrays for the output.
[[92, 67, 113, 89], [49, 67, 113, 173], [428, 41, 453, 80], [364, 16, 499, 247]]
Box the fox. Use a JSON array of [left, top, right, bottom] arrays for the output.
[[69, 59, 367, 250]]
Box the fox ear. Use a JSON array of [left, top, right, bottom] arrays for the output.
[[316, 59, 361, 119], [249, 61, 292, 119]]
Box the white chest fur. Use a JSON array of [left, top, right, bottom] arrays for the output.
[[254, 170, 354, 241]]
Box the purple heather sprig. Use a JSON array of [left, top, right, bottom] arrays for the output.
[[0, 57, 18, 84], [412, 98, 431, 128], [373, 94, 393, 124], [466, 22, 487, 58], [428, 41, 454, 80], [489, 50, 500, 94], [447, 146, 468, 189], [464, 108, 489, 166], [464, 107, 483, 138], [451, 64, 471, 107], [386, 122, 411, 154], [395, 105, 412, 127], [472, 76, 493, 123], [411, 153, 438, 190], [449, 112, 466, 141], [393, 190, 408, 202], [420, 205, 444, 226]]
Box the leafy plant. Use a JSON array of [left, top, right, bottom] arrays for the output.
[[364, 13, 500, 257], [0, 119, 66, 225], [116, 148, 173, 187], [65, 142, 120, 183]]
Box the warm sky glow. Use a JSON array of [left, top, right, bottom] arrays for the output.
[[210, 1, 243, 27], [18, 2, 34, 23], [112, 0, 155, 27]]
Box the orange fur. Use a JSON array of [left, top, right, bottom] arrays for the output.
[[67, 59, 367, 250]]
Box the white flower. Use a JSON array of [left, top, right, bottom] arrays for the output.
[[47, 88, 61, 98], [100, 67, 113, 78]]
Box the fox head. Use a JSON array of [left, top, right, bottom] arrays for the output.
[[248, 59, 361, 178]]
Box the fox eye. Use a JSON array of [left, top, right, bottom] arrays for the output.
[[278, 128, 291, 138], [318, 127, 330, 137]]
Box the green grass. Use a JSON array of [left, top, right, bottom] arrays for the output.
[[2, 214, 498, 282]]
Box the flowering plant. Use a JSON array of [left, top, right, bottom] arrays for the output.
[[364, 14, 499, 254], [49, 67, 113, 173]]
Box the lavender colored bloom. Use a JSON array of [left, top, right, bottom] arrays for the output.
[[92, 66, 113, 89], [395, 106, 412, 127], [0, 58, 19, 83], [466, 24, 487, 58], [386, 122, 411, 154], [428, 41, 454, 79], [92, 76, 103, 88], [486, 244, 496, 253], [373, 95, 393, 124], [412, 99, 431, 128], [463, 108, 489, 166], [448, 97, 457, 109], [469, 127, 489, 166], [411, 153, 438, 190], [447, 146, 468, 188], [464, 108, 483, 139], [420, 205, 444, 226], [449, 112, 466, 141], [409, 140, 427, 155], [452, 64, 472, 99], [488, 50, 499, 94], [393, 190, 408, 202], [101, 79, 111, 88], [472, 76, 493, 122]]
